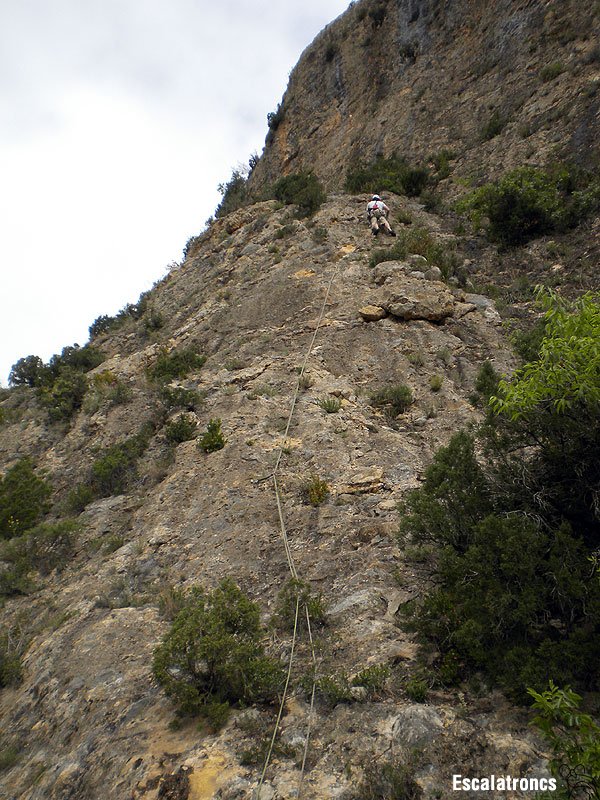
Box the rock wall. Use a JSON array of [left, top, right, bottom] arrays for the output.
[[0, 193, 552, 799], [248, 0, 600, 194]]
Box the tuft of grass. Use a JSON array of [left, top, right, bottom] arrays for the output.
[[405, 677, 429, 702], [0, 744, 19, 772], [299, 374, 313, 391], [370, 384, 413, 418], [317, 396, 342, 414], [302, 475, 330, 506], [351, 664, 390, 697], [540, 61, 565, 82], [429, 375, 444, 392], [480, 109, 507, 141], [275, 577, 327, 632]]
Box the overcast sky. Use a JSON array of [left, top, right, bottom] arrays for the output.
[[0, 0, 351, 385]]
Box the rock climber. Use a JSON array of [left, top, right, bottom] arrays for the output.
[[367, 194, 396, 237]]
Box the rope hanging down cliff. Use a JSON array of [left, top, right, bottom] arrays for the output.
[[255, 256, 342, 800]]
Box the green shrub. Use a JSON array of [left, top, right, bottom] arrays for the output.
[[1, 520, 78, 578], [267, 103, 284, 132], [0, 459, 52, 539], [351, 664, 390, 697], [89, 295, 151, 339], [469, 361, 500, 406], [266, 103, 285, 145], [160, 386, 204, 411], [89, 314, 116, 338], [274, 223, 296, 239], [405, 677, 429, 703], [65, 483, 95, 514], [198, 418, 226, 453], [511, 318, 546, 363], [0, 561, 32, 597], [368, 226, 457, 274], [429, 375, 443, 392], [400, 294, 600, 700], [152, 579, 283, 721], [90, 427, 152, 496], [165, 414, 198, 444], [430, 149, 454, 181], [10, 344, 104, 422], [49, 344, 104, 376], [275, 577, 327, 632], [457, 164, 600, 246], [302, 475, 330, 506], [146, 347, 206, 384], [324, 40, 338, 62], [272, 172, 326, 217], [528, 682, 600, 799], [345, 155, 429, 198], [370, 384, 413, 418], [38, 368, 88, 421], [313, 672, 353, 706], [143, 307, 164, 332], [215, 167, 251, 218], [8, 355, 48, 388], [368, 2, 387, 27], [317, 396, 342, 414], [540, 61, 565, 82]]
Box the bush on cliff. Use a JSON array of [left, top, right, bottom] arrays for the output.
[[152, 579, 283, 727], [272, 172, 326, 217], [9, 344, 105, 422], [345, 155, 430, 198], [0, 459, 52, 540], [400, 290, 600, 700], [457, 164, 600, 246]]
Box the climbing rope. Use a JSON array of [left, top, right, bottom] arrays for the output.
[[255, 257, 341, 799]]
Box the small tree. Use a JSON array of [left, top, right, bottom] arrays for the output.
[[8, 355, 48, 388]]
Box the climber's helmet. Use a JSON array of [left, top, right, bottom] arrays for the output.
[[372, 195, 381, 201]]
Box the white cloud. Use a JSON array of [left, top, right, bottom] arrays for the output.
[[0, 1, 351, 383]]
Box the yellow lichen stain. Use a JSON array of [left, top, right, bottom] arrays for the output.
[[188, 754, 228, 800], [267, 436, 303, 451], [293, 268, 316, 279], [339, 244, 356, 255]]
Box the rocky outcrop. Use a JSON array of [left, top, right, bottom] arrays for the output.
[[0, 192, 541, 799], [248, 0, 600, 195]]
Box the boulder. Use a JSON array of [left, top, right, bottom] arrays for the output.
[[382, 277, 455, 322], [359, 305, 387, 321], [392, 705, 444, 749]]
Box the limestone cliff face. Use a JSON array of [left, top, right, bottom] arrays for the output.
[[3, 1, 597, 796], [0, 192, 542, 800], [248, 0, 600, 194]]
